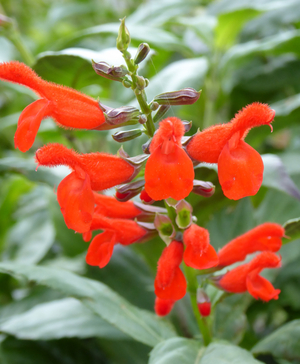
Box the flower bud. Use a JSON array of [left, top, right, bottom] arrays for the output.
[[175, 200, 193, 229], [134, 43, 151, 64], [154, 214, 176, 245], [122, 78, 132, 88], [116, 17, 131, 52], [154, 88, 201, 106], [139, 114, 147, 124], [105, 106, 140, 125], [136, 75, 146, 90], [92, 60, 129, 82], [192, 180, 215, 198], [115, 179, 145, 202], [150, 102, 159, 111], [197, 289, 211, 317], [153, 105, 170, 123], [112, 128, 142, 143]]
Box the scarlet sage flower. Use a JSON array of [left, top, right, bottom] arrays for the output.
[[183, 224, 219, 269], [154, 297, 175, 316], [144, 117, 194, 201], [35, 143, 135, 233], [217, 252, 281, 301], [154, 240, 187, 300], [218, 223, 284, 267], [186, 103, 275, 200], [0, 61, 106, 152], [86, 214, 148, 268]]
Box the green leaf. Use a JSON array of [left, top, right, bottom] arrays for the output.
[[0, 297, 127, 340], [252, 320, 300, 361], [283, 218, 300, 244], [262, 154, 300, 200], [0, 263, 177, 347], [149, 337, 204, 364], [200, 342, 263, 364]]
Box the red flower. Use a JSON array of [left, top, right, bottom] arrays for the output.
[[218, 252, 281, 301], [0, 61, 105, 152], [154, 240, 187, 300], [186, 103, 275, 200], [154, 297, 175, 316], [197, 302, 211, 317], [144, 117, 194, 201], [86, 214, 148, 268], [183, 224, 219, 269], [218, 223, 284, 267], [36, 143, 135, 233]]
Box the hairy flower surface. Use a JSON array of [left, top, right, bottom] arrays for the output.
[[144, 117, 194, 200], [218, 223, 284, 267], [186, 103, 275, 200], [218, 251, 281, 301], [36, 144, 135, 233], [183, 224, 219, 269], [0, 61, 105, 152], [154, 240, 187, 300]]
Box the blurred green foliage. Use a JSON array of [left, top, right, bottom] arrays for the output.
[[1, 0, 300, 363]]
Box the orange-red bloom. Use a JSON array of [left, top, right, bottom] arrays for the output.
[[218, 252, 281, 301], [218, 223, 284, 267], [154, 297, 175, 316], [186, 103, 275, 200], [36, 143, 135, 233], [144, 117, 194, 201], [183, 224, 219, 269], [86, 214, 148, 268], [154, 240, 187, 300], [0, 61, 105, 152]]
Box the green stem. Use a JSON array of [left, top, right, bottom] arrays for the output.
[[183, 263, 212, 346], [122, 51, 155, 137], [8, 28, 35, 66]]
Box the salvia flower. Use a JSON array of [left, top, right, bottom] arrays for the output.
[[35, 143, 135, 233], [0, 61, 106, 152], [186, 103, 275, 200], [144, 117, 194, 201], [154, 297, 175, 317], [183, 224, 219, 269], [217, 251, 281, 301], [218, 223, 284, 267], [154, 240, 187, 301]]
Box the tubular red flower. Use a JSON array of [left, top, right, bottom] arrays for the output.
[[144, 117, 194, 201], [0, 61, 105, 152], [218, 252, 281, 301], [93, 193, 141, 219], [183, 224, 219, 269], [218, 223, 284, 267], [186, 103, 275, 200], [86, 230, 116, 268], [154, 240, 187, 300], [154, 297, 175, 316]]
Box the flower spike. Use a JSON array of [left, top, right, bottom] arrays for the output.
[[186, 103, 275, 200], [144, 117, 194, 201], [0, 61, 106, 152]]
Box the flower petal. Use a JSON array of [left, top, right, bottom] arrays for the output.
[[154, 297, 175, 316], [218, 137, 264, 200], [246, 270, 280, 301], [183, 244, 219, 269], [86, 231, 116, 268], [154, 267, 187, 300]]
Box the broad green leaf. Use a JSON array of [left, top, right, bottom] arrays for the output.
[[200, 342, 263, 364], [252, 320, 300, 361], [262, 154, 300, 200], [0, 263, 177, 347], [0, 298, 127, 340], [282, 218, 300, 244], [149, 338, 204, 364]]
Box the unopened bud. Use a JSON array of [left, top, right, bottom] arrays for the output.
[[175, 200, 193, 229], [197, 289, 211, 317], [116, 17, 131, 52], [150, 102, 159, 111], [154, 88, 201, 106], [112, 128, 142, 143], [105, 106, 140, 125], [139, 114, 147, 124], [122, 78, 132, 88], [92, 60, 128, 82], [153, 105, 170, 123], [193, 180, 215, 198], [115, 179, 145, 202], [154, 214, 175, 245], [136, 75, 146, 90], [134, 43, 151, 64]]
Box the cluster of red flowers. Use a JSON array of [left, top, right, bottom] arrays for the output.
[[0, 60, 283, 317]]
